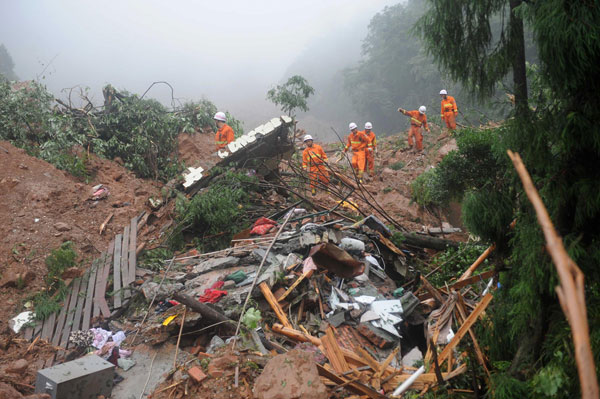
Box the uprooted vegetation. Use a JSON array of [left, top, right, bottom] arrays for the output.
[[0, 79, 243, 181]]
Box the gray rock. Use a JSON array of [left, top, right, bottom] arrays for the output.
[[140, 280, 184, 301], [206, 335, 225, 354], [193, 256, 240, 274]]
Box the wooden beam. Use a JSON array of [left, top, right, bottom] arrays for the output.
[[420, 275, 444, 304], [95, 241, 114, 318], [459, 244, 495, 281], [322, 327, 349, 373], [121, 227, 131, 299], [455, 293, 490, 380], [260, 282, 292, 328], [81, 258, 99, 331], [128, 217, 137, 286]]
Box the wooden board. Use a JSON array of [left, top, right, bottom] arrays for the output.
[[40, 312, 56, 342], [59, 278, 82, 348], [113, 234, 123, 309], [82, 258, 100, 331], [52, 287, 73, 346], [33, 320, 42, 340], [322, 327, 349, 373], [128, 217, 137, 287], [259, 282, 292, 328], [121, 226, 130, 299], [23, 326, 33, 340], [70, 274, 88, 346], [95, 242, 114, 318]]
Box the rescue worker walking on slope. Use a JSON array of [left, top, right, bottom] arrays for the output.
[[343, 122, 369, 183], [439, 89, 458, 132], [397, 106, 430, 152], [364, 122, 377, 177], [214, 111, 235, 151], [302, 135, 329, 196]]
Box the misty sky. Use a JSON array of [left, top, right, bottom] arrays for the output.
[[1, 0, 398, 127]]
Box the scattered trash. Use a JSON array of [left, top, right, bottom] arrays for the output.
[[9, 311, 34, 333]]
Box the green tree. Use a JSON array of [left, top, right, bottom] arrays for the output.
[[416, 0, 529, 117], [412, 0, 600, 396], [0, 44, 18, 81], [267, 75, 314, 117]]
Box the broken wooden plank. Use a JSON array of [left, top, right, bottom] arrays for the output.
[[316, 364, 387, 399], [322, 327, 349, 373], [128, 216, 137, 287], [94, 241, 114, 318], [120, 226, 130, 299], [456, 293, 490, 379], [438, 293, 493, 364], [113, 234, 123, 309], [59, 278, 82, 348], [82, 258, 100, 331], [420, 275, 444, 304], [278, 269, 314, 303], [260, 282, 292, 328], [23, 326, 33, 341]]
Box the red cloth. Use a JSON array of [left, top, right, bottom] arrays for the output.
[[198, 281, 228, 303], [250, 217, 277, 235]]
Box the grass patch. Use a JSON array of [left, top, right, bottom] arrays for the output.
[[390, 161, 405, 170]]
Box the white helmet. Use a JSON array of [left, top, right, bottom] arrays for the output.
[[213, 111, 227, 122], [419, 106, 426, 114], [364, 122, 373, 130], [303, 134, 313, 142], [349, 122, 358, 131], [439, 89, 447, 95]]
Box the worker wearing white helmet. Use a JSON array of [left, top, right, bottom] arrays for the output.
[[214, 111, 235, 151], [364, 122, 377, 175], [302, 134, 329, 196], [343, 122, 369, 182], [440, 90, 458, 131], [397, 105, 430, 152]]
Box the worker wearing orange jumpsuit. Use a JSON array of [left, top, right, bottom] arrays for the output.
[[302, 135, 329, 196], [364, 122, 377, 175], [213, 111, 235, 151], [344, 122, 369, 182], [439, 90, 458, 131], [398, 106, 429, 152]]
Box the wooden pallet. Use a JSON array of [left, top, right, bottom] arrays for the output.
[[22, 215, 143, 359]]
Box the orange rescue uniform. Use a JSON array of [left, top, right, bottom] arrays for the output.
[[365, 130, 377, 173], [345, 130, 369, 173], [215, 124, 235, 150], [403, 110, 428, 151], [441, 95, 458, 130], [302, 144, 329, 190]]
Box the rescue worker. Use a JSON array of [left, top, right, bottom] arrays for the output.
[[364, 122, 377, 175], [397, 106, 430, 152], [439, 89, 458, 131], [343, 122, 369, 182], [214, 111, 234, 151], [302, 134, 329, 196]]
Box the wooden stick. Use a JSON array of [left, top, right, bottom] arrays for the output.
[[232, 210, 295, 344], [99, 213, 113, 235], [173, 306, 187, 369], [508, 150, 599, 399], [455, 293, 490, 380], [260, 282, 292, 328], [278, 270, 314, 302], [458, 244, 495, 281], [438, 293, 493, 364]]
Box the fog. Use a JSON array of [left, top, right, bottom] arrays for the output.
[[1, 1, 398, 133]]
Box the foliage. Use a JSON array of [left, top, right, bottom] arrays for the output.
[[31, 242, 77, 321], [0, 79, 242, 181], [390, 161, 404, 170], [139, 247, 174, 272], [242, 307, 261, 330], [428, 242, 490, 286], [267, 75, 314, 117], [0, 44, 18, 81], [412, 0, 600, 396], [174, 170, 258, 251], [410, 168, 440, 207]]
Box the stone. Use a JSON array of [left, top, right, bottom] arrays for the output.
[[192, 256, 240, 275], [254, 349, 327, 399], [207, 354, 237, 378], [188, 366, 207, 383], [140, 281, 184, 301], [206, 335, 225, 354], [53, 222, 71, 232], [6, 358, 28, 374], [402, 347, 423, 368]]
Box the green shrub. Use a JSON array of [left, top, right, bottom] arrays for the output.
[[390, 161, 404, 170], [44, 241, 77, 288]]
